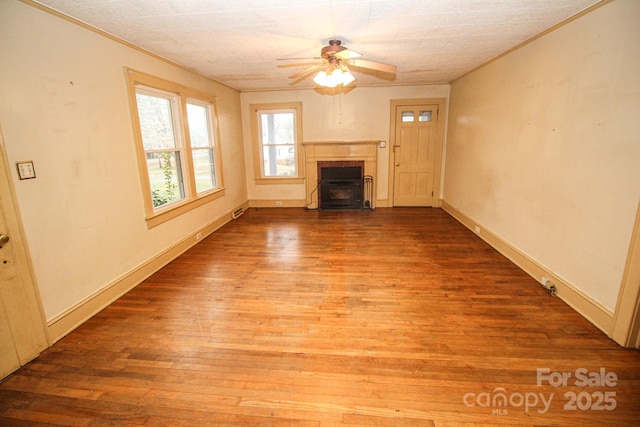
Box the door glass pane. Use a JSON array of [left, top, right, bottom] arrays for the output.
[[419, 111, 432, 122], [192, 148, 216, 193], [146, 151, 185, 207], [401, 111, 414, 122], [136, 93, 177, 150]]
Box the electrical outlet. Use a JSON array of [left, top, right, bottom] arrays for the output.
[[275, 201, 283, 206], [474, 225, 481, 234], [541, 277, 550, 288], [196, 232, 202, 240]]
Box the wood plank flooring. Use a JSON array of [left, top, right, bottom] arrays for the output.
[[1, 208, 639, 426]]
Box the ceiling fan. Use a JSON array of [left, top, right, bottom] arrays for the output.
[[278, 39, 397, 87]]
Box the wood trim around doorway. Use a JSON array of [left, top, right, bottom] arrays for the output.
[[388, 98, 447, 207], [611, 199, 640, 347]]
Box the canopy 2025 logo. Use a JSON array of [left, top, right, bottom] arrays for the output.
[[537, 367, 617, 411], [463, 367, 618, 415]]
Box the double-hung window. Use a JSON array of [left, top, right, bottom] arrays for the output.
[[135, 87, 186, 207], [251, 102, 303, 184], [128, 69, 224, 227], [186, 99, 218, 194]]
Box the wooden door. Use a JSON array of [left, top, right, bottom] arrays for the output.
[[0, 127, 48, 379], [392, 105, 439, 206]]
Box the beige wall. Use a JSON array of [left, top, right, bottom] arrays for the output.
[[444, 0, 640, 312], [0, 1, 246, 322], [241, 85, 449, 205]]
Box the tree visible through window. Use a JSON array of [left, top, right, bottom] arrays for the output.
[[260, 111, 296, 177], [127, 69, 224, 226], [136, 89, 185, 207], [251, 102, 303, 184]]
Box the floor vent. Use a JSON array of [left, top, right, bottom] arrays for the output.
[[232, 207, 244, 219]]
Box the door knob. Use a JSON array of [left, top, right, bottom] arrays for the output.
[[0, 234, 9, 245]]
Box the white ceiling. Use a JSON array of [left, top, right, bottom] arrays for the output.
[[34, 0, 601, 92]]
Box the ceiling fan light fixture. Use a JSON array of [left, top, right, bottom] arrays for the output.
[[324, 74, 338, 87], [341, 69, 355, 86], [313, 64, 355, 87], [326, 68, 342, 87], [282, 39, 396, 89], [313, 70, 328, 86]]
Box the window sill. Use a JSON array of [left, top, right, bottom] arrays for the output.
[[254, 178, 305, 185], [146, 188, 225, 228]]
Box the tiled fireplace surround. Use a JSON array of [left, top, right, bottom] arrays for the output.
[[302, 140, 378, 210]]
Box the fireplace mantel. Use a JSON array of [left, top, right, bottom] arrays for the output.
[[303, 140, 377, 209]]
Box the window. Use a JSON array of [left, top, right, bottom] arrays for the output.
[[136, 88, 186, 208], [186, 100, 218, 194], [402, 110, 432, 122], [250, 102, 303, 184], [127, 69, 224, 227], [401, 111, 415, 122], [419, 110, 432, 122]]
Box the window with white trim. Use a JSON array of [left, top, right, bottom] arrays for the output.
[[127, 69, 224, 227]]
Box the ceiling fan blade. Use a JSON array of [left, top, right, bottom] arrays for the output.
[[335, 48, 361, 60], [348, 59, 397, 74], [277, 62, 321, 69], [289, 64, 323, 79], [276, 57, 322, 61]]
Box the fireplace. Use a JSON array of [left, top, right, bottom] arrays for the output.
[[303, 140, 377, 210], [318, 161, 364, 210]]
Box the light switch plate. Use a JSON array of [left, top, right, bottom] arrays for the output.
[[16, 161, 36, 180]]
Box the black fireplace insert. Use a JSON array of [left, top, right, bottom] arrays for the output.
[[319, 166, 363, 210]]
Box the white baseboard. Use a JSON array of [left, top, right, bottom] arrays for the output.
[[248, 199, 307, 208], [47, 202, 249, 343], [441, 200, 613, 336], [248, 199, 388, 209]]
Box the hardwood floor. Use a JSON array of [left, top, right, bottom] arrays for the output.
[[1, 207, 639, 426]]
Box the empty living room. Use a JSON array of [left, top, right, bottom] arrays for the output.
[[1, 0, 639, 426]]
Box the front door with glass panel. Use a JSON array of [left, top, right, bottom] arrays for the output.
[[392, 105, 439, 207]]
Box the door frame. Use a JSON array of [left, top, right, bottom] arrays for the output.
[[388, 98, 447, 207], [0, 124, 50, 377], [611, 199, 640, 348]]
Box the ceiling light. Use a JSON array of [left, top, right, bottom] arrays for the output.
[[313, 70, 328, 86], [341, 70, 355, 86], [313, 64, 355, 88]]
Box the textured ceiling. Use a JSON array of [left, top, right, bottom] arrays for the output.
[[33, 0, 601, 92]]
